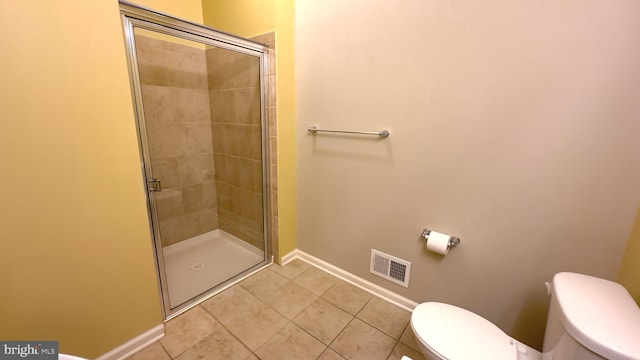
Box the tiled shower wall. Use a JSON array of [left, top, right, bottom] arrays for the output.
[[206, 32, 276, 251], [135, 35, 218, 247], [134, 33, 277, 254]]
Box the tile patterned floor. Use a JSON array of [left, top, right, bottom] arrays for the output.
[[127, 259, 426, 360]]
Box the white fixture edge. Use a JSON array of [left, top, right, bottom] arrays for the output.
[[96, 324, 164, 360], [283, 249, 419, 312]]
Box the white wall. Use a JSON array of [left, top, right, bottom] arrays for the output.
[[295, 0, 640, 348]]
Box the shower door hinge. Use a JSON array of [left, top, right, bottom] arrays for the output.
[[148, 178, 162, 192]]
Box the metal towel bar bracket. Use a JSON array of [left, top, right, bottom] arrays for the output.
[[308, 125, 390, 138]]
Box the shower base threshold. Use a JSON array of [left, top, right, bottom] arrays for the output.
[[163, 229, 264, 308]]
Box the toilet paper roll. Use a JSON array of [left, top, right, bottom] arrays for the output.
[[426, 231, 451, 255]]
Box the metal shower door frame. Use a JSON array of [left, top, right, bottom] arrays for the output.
[[119, 0, 272, 319]]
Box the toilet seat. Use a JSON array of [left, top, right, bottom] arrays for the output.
[[411, 302, 517, 360]]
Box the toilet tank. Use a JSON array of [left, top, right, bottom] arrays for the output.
[[542, 272, 640, 360]]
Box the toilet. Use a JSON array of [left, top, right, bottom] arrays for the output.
[[410, 272, 640, 360]]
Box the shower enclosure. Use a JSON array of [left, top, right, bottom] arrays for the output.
[[120, 2, 274, 318]]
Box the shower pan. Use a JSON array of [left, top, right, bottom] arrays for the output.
[[119, 2, 273, 318]]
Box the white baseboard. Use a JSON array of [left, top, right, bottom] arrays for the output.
[[281, 249, 418, 312], [280, 249, 300, 265], [96, 324, 164, 360]]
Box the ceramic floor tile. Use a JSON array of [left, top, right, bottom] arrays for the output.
[[269, 259, 310, 279], [399, 325, 420, 352], [356, 297, 411, 339], [330, 318, 396, 360], [239, 267, 290, 301], [321, 280, 372, 316], [126, 342, 170, 360], [388, 342, 426, 360], [174, 326, 251, 360], [262, 281, 318, 319], [255, 322, 326, 360], [160, 305, 221, 358], [128, 263, 423, 360], [317, 348, 346, 360], [201, 285, 288, 350], [293, 266, 338, 296], [293, 298, 353, 345]]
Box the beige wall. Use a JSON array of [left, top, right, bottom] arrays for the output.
[[296, 0, 640, 350], [617, 208, 640, 303]]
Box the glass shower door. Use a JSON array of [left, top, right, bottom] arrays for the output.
[[121, 6, 270, 316]]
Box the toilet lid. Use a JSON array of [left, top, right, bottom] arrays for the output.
[[411, 302, 517, 360]]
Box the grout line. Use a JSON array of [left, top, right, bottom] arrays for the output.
[[292, 250, 418, 312], [158, 263, 415, 360], [199, 289, 273, 358]]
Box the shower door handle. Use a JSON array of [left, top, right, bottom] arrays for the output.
[[148, 178, 162, 192]]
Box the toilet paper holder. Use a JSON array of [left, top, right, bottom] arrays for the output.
[[422, 229, 461, 251]]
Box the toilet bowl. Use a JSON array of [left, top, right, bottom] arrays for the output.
[[411, 302, 539, 360], [410, 272, 640, 360]]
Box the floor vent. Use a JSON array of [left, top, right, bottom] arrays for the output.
[[370, 249, 411, 288]]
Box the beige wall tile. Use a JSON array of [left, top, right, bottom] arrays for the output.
[[270, 189, 278, 218], [136, 31, 279, 261], [197, 208, 218, 233], [184, 123, 213, 155], [155, 189, 184, 221], [202, 180, 218, 208], [235, 88, 261, 125], [233, 55, 252, 88], [151, 157, 180, 189], [249, 32, 275, 46], [140, 32, 278, 254], [237, 158, 256, 191], [268, 106, 277, 134], [182, 183, 205, 213], [135, 35, 208, 90], [211, 124, 225, 153], [159, 213, 198, 246], [223, 125, 241, 156], [146, 123, 189, 159], [178, 153, 215, 187], [142, 85, 210, 124], [209, 90, 236, 124]]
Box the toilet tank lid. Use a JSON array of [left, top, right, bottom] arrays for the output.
[[551, 272, 640, 360]]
